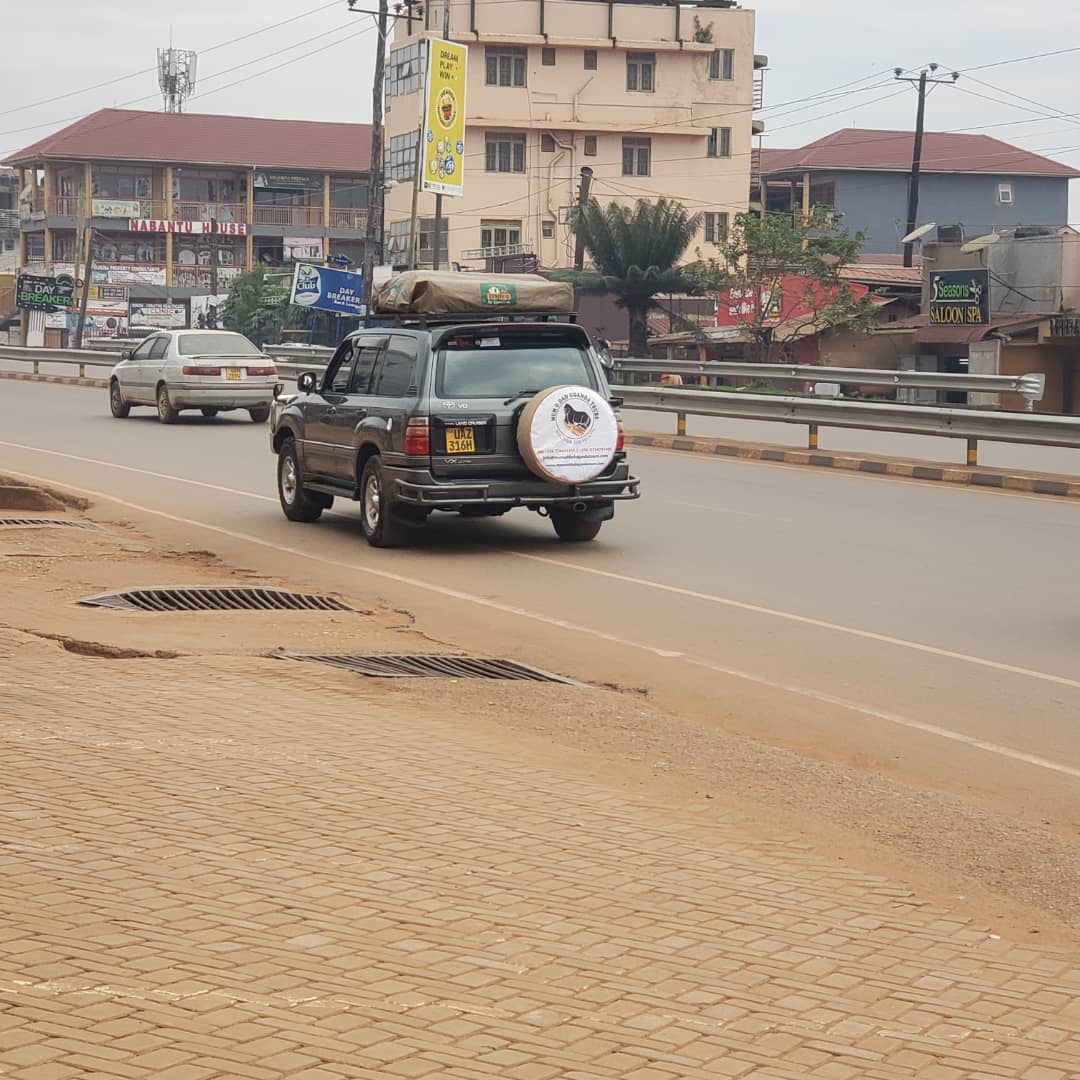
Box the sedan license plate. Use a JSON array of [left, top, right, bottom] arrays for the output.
[[445, 426, 476, 454], [225, 367, 243, 381]]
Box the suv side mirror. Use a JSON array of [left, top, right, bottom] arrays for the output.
[[297, 371, 319, 394]]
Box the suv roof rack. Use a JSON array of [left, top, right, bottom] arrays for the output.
[[364, 311, 579, 329]]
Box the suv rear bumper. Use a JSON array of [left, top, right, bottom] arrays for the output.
[[386, 464, 640, 509]]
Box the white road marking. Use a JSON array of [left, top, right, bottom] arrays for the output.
[[669, 500, 792, 521], [514, 551, 1080, 693], [3, 455, 1080, 781]]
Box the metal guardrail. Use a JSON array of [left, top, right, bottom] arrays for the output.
[[4, 345, 1080, 465]]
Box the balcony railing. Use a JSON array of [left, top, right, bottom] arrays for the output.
[[46, 196, 85, 217], [328, 207, 368, 230], [174, 202, 247, 225], [253, 204, 323, 228]]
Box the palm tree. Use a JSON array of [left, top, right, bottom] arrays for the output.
[[559, 198, 702, 356]]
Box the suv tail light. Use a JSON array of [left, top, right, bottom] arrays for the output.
[[246, 366, 278, 377], [404, 417, 430, 456], [181, 365, 222, 376], [616, 416, 625, 452]]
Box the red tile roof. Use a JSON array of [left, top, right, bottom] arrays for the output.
[[3, 109, 372, 173], [760, 129, 1080, 179]]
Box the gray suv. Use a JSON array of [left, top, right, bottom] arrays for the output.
[[270, 319, 639, 547]]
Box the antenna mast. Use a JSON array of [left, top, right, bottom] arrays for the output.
[[158, 48, 198, 113]]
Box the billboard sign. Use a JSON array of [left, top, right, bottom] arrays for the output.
[[421, 37, 468, 197], [284, 237, 324, 262], [16, 273, 75, 312], [93, 199, 142, 218], [928, 270, 990, 326], [290, 263, 364, 316], [130, 302, 187, 329]]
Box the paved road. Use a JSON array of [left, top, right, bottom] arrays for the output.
[[3, 379, 1080, 837]]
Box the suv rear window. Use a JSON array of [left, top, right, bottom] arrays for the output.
[[436, 333, 596, 398], [176, 333, 261, 357]]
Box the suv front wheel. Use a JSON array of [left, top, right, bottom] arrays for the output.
[[360, 456, 406, 548], [278, 437, 329, 522]]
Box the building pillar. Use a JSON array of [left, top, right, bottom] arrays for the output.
[[164, 165, 174, 288], [245, 171, 254, 270], [83, 162, 92, 218], [44, 228, 52, 267], [323, 174, 331, 229], [42, 161, 54, 216]]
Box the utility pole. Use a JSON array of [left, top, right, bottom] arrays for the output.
[[431, 0, 451, 271], [72, 225, 93, 349], [573, 166, 593, 271], [407, 120, 423, 270], [360, 0, 389, 315], [895, 63, 959, 268]]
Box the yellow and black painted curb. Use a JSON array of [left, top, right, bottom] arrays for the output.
[[0, 371, 108, 390], [626, 431, 1080, 500]]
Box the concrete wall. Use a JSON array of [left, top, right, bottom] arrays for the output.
[[826, 171, 1071, 256], [385, 0, 756, 269], [1000, 342, 1067, 413]]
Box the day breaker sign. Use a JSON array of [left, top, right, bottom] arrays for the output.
[[421, 37, 468, 197]]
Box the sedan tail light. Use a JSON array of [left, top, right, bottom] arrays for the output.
[[246, 366, 278, 377], [181, 365, 222, 376], [616, 416, 625, 452], [404, 417, 430, 456]]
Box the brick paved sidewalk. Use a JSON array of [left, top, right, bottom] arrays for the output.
[[2, 640, 1080, 1080]]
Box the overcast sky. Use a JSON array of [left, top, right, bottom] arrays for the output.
[[2, 0, 1077, 219]]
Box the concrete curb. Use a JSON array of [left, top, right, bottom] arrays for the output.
[[626, 430, 1080, 500], [0, 371, 109, 390]]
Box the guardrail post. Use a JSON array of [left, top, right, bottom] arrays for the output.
[[676, 412, 687, 437], [33, 358, 39, 376], [79, 362, 85, 379], [808, 423, 819, 451], [966, 438, 978, 467]]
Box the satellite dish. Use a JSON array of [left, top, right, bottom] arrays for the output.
[[901, 222, 937, 244], [960, 233, 1001, 254]]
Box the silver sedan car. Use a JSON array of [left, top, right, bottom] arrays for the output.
[[108, 329, 279, 424]]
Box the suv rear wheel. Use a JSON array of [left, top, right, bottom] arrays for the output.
[[278, 437, 328, 522], [360, 456, 406, 548], [550, 508, 602, 542]]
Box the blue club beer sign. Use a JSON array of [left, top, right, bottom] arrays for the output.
[[928, 269, 991, 326]]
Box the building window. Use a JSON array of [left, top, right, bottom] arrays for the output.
[[996, 182, 1014, 205], [622, 137, 651, 177], [485, 133, 526, 173], [707, 127, 732, 158], [704, 212, 729, 244], [486, 46, 527, 87], [481, 220, 522, 249], [709, 48, 735, 81], [541, 133, 556, 153], [584, 49, 598, 70], [542, 47, 556, 66], [388, 41, 425, 98], [542, 220, 555, 239], [25, 232, 44, 262], [385, 131, 419, 182], [583, 135, 598, 157], [626, 52, 655, 92]]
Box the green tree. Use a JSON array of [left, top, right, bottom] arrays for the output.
[[683, 207, 878, 362], [557, 198, 702, 356], [219, 265, 307, 347]]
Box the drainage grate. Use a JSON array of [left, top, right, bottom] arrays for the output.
[[280, 651, 576, 684], [80, 587, 351, 613], [0, 518, 97, 530]]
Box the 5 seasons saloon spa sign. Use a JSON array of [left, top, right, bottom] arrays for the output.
[[928, 270, 990, 326]]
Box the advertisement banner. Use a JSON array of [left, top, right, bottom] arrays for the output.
[[421, 37, 468, 197], [91, 264, 168, 287], [130, 302, 187, 330], [45, 300, 129, 337], [93, 199, 141, 218], [284, 237, 324, 262], [928, 269, 990, 326], [16, 273, 74, 312], [191, 295, 229, 330], [290, 263, 364, 316]]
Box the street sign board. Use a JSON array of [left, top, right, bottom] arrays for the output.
[[421, 37, 468, 197], [928, 269, 990, 326], [289, 263, 364, 317]]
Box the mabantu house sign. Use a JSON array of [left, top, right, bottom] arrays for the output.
[[928, 270, 990, 326]]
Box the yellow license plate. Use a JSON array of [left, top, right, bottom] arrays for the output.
[[445, 427, 476, 454], [225, 367, 242, 381]]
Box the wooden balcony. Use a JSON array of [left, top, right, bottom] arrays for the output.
[[328, 207, 368, 231], [173, 202, 247, 225], [252, 204, 323, 228]]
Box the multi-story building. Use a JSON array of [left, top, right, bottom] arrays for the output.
[[3, 109, 371, 344], [758, 129, 1080, 256], [0, 167, 18, 275], [383, 0, 763, 271]]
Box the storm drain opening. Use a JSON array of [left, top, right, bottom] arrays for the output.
[[80, 587, 352, 613], [0, 518, 98, 530], [280, 651, 577, 684]]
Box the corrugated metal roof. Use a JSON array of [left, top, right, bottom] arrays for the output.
[[759, 129, 1080, 179], [3, 109, 372, 173]]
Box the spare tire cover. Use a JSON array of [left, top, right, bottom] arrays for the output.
[[517, 385, 619, 484]]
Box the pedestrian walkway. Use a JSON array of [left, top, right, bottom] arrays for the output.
[[2, 636, 1080, 1079]]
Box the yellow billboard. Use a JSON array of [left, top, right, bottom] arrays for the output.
[[421, 37, 468, 198]]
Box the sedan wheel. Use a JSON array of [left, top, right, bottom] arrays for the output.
[[109, 380, 130, 419], [156, 384, 179, 424]]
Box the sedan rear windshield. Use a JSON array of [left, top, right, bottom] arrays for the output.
[[176, 333, 261, 357], [436, 333, 596, 398]]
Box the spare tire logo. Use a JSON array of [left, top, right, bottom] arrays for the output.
[[561, 402, 593, 438]]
